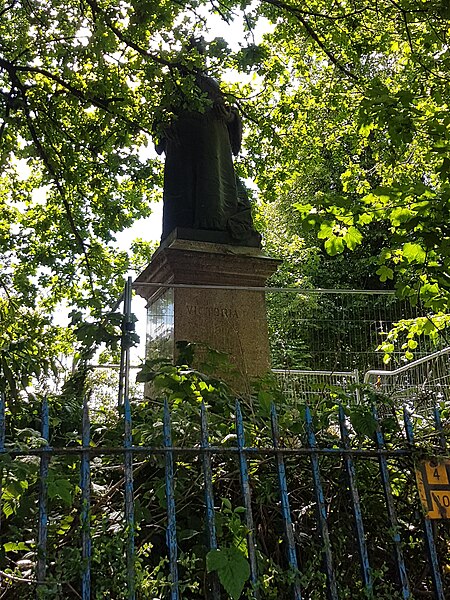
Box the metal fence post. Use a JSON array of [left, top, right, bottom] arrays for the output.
[[37, 397, 50, 591], [338, 404, 373, 596], [304, 405, 339, 600], [81, 397, 91, 600], [372, 404, 410, 598], [270, 404, 302, 600], [163, 400, 179, 600], [200, 402, 221, 599], [235, 400, 259, 599], [403, 407, 445, 600]]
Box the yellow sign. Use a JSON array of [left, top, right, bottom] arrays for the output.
[[416, 459, 450, 519]]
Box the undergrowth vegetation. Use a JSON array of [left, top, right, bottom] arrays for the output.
[[1, 344, 449, 599]]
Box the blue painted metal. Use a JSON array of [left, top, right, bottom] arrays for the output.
[[0, 391, 5, 582], [123, 276, 136, 600], [200, 403, 221, 599], [124, 393, 135, 599], [0, 392, 4, 448], [338, 404, 373, 596], [270, 404, 302, 600], [163, 399, 179, 600], [81, 397, 91, 600], [235, 400, 259, 598], [37, 397, 50, 587], [372, 404, 410, 599], [0, 445, 414, 458], [304, 405, 338, 600], [403, 407, 445, 600]]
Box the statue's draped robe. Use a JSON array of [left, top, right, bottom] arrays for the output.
[[157, 75, 258, 243]]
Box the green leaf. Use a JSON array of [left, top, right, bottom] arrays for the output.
[[344, 226, 363, 250], [317, 222, 334, 240], [206, 547, 250, 599], [350, 409, 377, 438], [376, 265, 394, 282], [390, 207, 415, 226], [4, 541, 30, 552], [402, 242, 426, 264], [257, 390, 272, 415], [324, 236, 345, 256], [48, 478, 73, 505], [357, 213, 373, 226]]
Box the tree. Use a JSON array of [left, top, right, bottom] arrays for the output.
[[2, 0, 450, 392], [242, 0, 450, 335]]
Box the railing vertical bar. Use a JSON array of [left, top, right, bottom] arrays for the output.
[[0, 392, 5, 447], [124, 393, 135, 599], [372, 404, 410, 599], [200, 403, 221, 599], [122, 276, 136, 599], [37, 397, 50, 589], [163, 399, 179, 600], [81, 397, 91, 600], [270, 404, 302, 600], [338, 404, 373, 596], [0, 392, 5, 592], [235, 400, 259, 598], [403, 408, 445, 600], [304, 405, 338, 600]]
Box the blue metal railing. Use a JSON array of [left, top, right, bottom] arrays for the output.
[[0, 392, 448, 598]]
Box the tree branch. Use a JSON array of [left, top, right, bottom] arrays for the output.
[[0, 0, 17, 19], [270, 0, 370, 22], [23, 105, 96, 293], [0, 60, 97, 293], [83, 0, 182, 69], [260, 0, 359, 81]]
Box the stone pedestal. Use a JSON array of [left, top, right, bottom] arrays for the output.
[[134, 235, 280, 390]]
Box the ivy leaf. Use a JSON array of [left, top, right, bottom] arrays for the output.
[[206, 547, 250, 599]]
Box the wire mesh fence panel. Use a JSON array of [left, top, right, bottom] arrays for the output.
[[364, 348, 450, 415], [271, 369, 360, 407], [266, 289, 448, 372]]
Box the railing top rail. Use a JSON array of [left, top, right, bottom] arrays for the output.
[[272, 369, 358, 377], [363, 346, 450, 384], [132, 282, 397, 294]]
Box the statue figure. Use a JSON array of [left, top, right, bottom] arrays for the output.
[[154, 46, 261, 247]]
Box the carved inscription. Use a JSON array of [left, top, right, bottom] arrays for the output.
[[186, 304, 239, 319]]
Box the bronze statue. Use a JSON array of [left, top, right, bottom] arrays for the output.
[[154, 50, 261, 247]]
